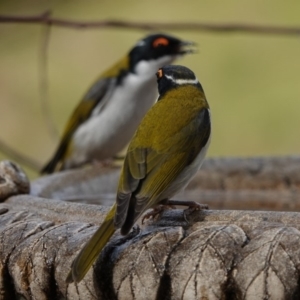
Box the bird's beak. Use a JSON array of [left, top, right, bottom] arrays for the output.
[[178, 41, 197, 55]]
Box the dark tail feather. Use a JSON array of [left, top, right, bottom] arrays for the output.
[[41, 157, 60, 174], [40, 140, 69, 174], [120, 196, 149, 236], [66, 204, 116, 283]]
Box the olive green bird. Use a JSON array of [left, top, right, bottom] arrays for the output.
[[41, 34, 195, 174], [66, 65, 211, 283]]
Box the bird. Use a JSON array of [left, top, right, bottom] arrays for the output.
[[66, 64, 212, 283], [41, 34, 195, 174]]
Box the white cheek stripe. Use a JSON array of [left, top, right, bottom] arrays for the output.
[[135, 40, 146, 47], [164, 74, 199, 85]]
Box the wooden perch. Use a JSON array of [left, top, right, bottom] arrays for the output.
[[0, 156, 300, 299], [31, 156, 300, 211]]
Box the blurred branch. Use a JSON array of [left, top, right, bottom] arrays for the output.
[[38, 22, 59, 141], [0, 139, 42, 172], [0, 11, 300, 36]]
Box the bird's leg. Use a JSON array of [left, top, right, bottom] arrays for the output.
[[141, 199, 208, 224], [163, 200, 209, 224], [142, 201, 176, 224], [165, 199, 209, 212]]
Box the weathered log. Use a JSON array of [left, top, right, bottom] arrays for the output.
[[32, 156, 300, 196], [0, 157, 300, 299], [0, 160, 29, 202], [2, 196, 300, 299], [31, 156, 300, 211]]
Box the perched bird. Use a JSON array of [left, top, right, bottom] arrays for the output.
[[41, 34, 195, 174], [66, 65, 212, 283]]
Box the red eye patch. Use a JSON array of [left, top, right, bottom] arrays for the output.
[[153, 37, 169, 48]]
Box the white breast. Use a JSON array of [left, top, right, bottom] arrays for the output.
[[67, 55, 175, 168]]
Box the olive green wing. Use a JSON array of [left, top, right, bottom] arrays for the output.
[[114, 107, 211, 234], [41, 78, 113, 174]]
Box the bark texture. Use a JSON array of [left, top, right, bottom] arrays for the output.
[[32, 156, 300, 211], [0, 156, 299, 299]]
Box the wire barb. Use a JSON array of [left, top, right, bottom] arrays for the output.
[[0, 12, 299, 37]]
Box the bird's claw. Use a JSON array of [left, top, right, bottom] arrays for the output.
[[183, 202, 209, 223], [142, 205, 170, 224], [185, 203, 209, 213]]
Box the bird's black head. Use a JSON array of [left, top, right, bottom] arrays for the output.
[[156, 65, 204, 98], [129, 34, 195, 72]]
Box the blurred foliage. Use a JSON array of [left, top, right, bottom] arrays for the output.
[[0, 0, 300, 179]]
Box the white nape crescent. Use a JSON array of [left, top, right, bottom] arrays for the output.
[[165, 74, 199, 85], [135, 40, 146, 47]]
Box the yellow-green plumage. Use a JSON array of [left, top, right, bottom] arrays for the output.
[[115, 85, 210, 233], [66, 65, 211, 283], [66, 204, 116, 283]]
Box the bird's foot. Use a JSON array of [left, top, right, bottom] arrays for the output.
[[164, 200, 209, 224], [165, 199, 209, 212], [142, 205, 175, 224]]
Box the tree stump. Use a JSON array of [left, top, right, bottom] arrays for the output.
[[0, 156, 299, 299]]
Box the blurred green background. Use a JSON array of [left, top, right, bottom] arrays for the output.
[[1, 1, 300, 179]]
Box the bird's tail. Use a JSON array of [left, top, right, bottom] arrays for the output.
[[40, 156, 60, 174], [40, 138, 71, 174], [66, 204, 116, 283]]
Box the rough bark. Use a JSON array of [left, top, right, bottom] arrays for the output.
[[32, 156, 300, 211], [0, 156, 300, 299], [0, 160, 29, 202]]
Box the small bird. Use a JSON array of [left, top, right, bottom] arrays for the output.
[[66, 65, 211, 283], [41, 34, 195, 174]]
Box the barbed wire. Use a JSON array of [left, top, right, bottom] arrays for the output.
[[0, 11, 300, 37]]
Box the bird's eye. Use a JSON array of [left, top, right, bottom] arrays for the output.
[[156, 69, 163, 79], [153, 38, 169, 48]]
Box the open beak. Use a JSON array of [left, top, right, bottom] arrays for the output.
[[178, 41, 197, 55]]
